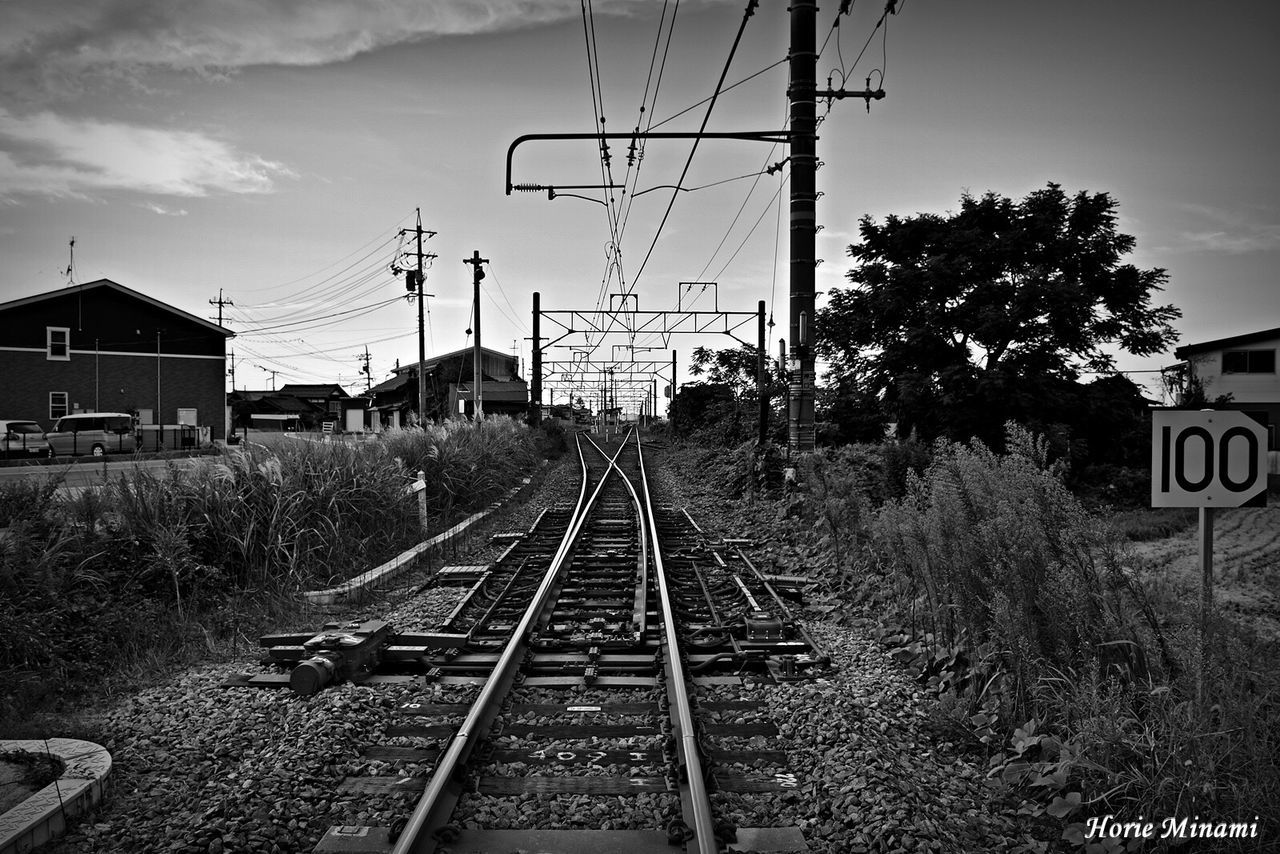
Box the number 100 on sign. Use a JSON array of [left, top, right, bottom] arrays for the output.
[[1151, 409, 1268, 508]]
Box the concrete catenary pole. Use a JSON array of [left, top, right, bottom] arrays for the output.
[[789, 0, 817, 453]]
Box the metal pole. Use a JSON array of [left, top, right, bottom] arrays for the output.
[[758, 299, 767, 445], [1198, 506, 1215, 714], [156, 329, 163, 449], [416, 209, 426, 424], [789, 0, 817, 453], [530, 291, 542, 426], [473, 258, 481, 421], [671, 349, 677, 434]]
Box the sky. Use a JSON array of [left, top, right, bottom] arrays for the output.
[[1, 0, 1277, 410]]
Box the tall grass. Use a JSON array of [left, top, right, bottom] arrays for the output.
[[0, 419, 543, 726], [379, 418, 538, 520], [801, 424, 1280, 847]]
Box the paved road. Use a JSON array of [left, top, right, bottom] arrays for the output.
[[0, 455, 203, 491]]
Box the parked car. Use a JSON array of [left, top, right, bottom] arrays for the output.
[[0, 419, 50, 457], [46, 412, 137, 457]]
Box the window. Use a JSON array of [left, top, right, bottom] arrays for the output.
[[1222, 349, 1276, 373], [47, 327, 70, 361], [104, 416, 132, 434], [50, 392, 69, 420]]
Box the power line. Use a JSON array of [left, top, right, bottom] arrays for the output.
[[625, 0, 762, 299], [234, 296, 404, 335]]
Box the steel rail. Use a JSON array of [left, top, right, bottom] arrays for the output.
[[581, 433, 648, 641], [633, 432, 719, 853], [391, 431, 632, 854]]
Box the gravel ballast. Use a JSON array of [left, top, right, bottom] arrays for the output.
[[26, 443, 1055, 853]]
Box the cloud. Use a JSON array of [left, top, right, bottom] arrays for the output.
[[0, 0, 689, 97], [0, 108, 294, 199], [1174, 203, 1280, 254], [139, 201, 188, 216]]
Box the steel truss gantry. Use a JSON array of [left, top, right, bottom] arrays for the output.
[[529, 292, 769, 441]]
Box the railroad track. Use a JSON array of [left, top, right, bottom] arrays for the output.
[[228, 430, 829, 853]]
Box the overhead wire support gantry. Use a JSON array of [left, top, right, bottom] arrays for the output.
[[506, 131, 791, 199], [510, 0, 891, 455]]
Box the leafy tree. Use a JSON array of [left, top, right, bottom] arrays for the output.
[[674, 344, 787, 444], [817, 183, 1181, 447]]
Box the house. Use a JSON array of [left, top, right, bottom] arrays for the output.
[[229, 384, 360, 432], [228, 390, 315, 432], [0, 278, 233, 440], [369, 345, 528, 428], [276, 383, 350, 429], [1170, 325, 1279, 471]]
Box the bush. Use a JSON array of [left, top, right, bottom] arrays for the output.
[[380, 417, 538, 519], [850, 423, 1279, 847], [0, 420, 547, 725]]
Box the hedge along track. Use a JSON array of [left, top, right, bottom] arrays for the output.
[[231, 430, 830, 853]]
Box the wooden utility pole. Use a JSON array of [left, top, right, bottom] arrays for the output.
[[464, 250, 490, 420]]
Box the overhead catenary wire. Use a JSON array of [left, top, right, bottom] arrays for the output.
[[592, 0, 761, 359]]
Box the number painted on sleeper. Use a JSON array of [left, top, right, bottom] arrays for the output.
[[528, 748, 609, 765]]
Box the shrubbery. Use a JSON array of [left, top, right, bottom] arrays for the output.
[[787, 426, 1279, 848], [682, 424, 1278, 849], [0, 419, 544, 725]]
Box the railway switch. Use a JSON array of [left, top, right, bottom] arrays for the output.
[[744, 611, 785, 641]]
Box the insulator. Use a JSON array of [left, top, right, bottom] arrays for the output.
[[512, 184, 545, 193]]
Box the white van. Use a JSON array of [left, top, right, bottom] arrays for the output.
[[46, 413, 137, 457]]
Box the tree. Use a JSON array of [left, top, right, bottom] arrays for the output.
[[817, 183, 1181, 447], [674, 344, 787, 444]]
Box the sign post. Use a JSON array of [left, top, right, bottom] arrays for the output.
[[1151, 408, 1268, 713]]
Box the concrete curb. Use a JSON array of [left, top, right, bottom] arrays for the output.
[[0, 739, 111, 854], [302, 476, 534, 605]]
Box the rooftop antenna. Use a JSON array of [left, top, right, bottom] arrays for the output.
[[64, 236, 76, 285]]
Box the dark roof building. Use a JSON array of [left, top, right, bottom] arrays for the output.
[[0, 278, 233, 439], [371, 345, 527, 425]]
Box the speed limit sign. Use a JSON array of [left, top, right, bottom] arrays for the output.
[[1151, 409, 1269, 507]]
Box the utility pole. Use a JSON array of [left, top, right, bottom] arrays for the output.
[[758, 299, 768, 445], [358, 346, 372, 394], [64, 236, 76, 286], [396, 210, 436, 425], [209, 289, 234, 327], [464, 250, 489, 420], [787, 1, 886, 454], [671, 350, 677, 434], [789, 0, 818, 454], [530, 292, 542, 426], [228, 348, 237, 392]]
